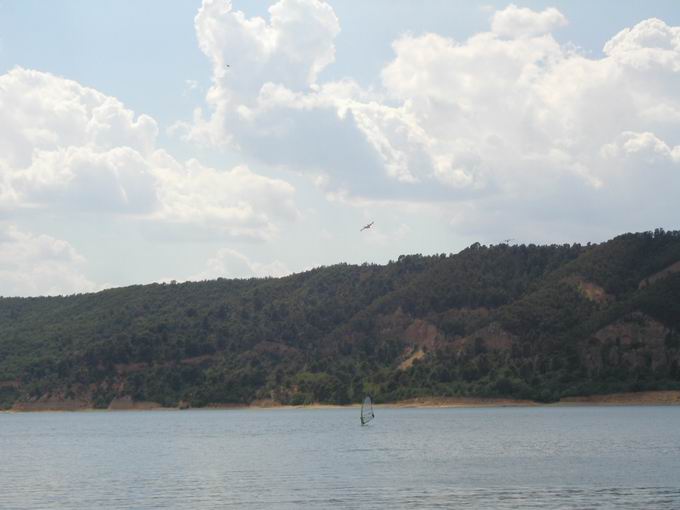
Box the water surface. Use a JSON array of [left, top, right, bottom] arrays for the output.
[[1, 406, 679, 508]]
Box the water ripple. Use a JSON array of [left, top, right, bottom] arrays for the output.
[[1, 407, 680, 509]]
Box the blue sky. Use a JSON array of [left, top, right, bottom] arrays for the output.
[[1, 1, 679, 295]]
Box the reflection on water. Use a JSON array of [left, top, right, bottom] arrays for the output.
[[1, 406, 680, 509]]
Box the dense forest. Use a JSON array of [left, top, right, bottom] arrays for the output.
[[1, 229, 680, 409]]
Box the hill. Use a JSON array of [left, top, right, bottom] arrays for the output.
[[1, 229, 679, 410]]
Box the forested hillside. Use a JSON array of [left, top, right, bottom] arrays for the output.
[[1, 229, 679, 409]]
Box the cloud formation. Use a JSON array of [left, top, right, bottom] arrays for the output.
[[183, 1, 680, 238], [491, 4, 567, 38], [0, 224, 98, 296], [151, 152, 297, 239], [0, 67, 298, 239], [0, 67, 157, 169]]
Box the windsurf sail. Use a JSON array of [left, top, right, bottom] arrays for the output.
[[360, 395, 374, 425]]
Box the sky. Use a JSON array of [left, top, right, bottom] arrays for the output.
[[1, 0, 679, 296]]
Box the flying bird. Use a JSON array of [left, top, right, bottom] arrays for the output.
[[360, 221, 374, 232]]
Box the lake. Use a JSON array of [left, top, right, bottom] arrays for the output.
[[1, 406, 680, 509]]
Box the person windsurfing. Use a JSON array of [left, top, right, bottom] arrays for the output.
[[360, 395, 374, 425]]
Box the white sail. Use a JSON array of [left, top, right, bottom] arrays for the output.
[[360, 395, 374, 425]]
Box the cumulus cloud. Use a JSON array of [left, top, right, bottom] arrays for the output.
[[601, 131, 680, 164], [0, 224, 98, 296], [181, 0, 440, 195], [182, 1, 680, 239], [189, 247, 290, 280], [0, 67, 157, 168], [196, 0, 339, 95], [604, 18, 680, 68], [151, 152, 298, 239], [0, 67, 298, 239], [14, 146, 158, 213], [178, 0, 392, 200], [491, 4, 567, 38]]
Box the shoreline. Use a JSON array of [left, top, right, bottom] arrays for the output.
[[3, 390, 680, 413]]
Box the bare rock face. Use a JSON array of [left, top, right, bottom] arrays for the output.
[[386, 317, 444, 370], [452, 322, 515, 355], [398, 348, 425, 370], [581, 312, 677, 375], [595, 312, 667, 347], [563, 275, 612, 304], [639, 260, 680, 289], [403, 319, 444, 350]]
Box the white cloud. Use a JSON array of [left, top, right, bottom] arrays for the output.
[[0, 67, 299, 239], [604, 17, 680, 70], [0, 67, 157, 168], [196, 0, 339, 95], [601, 131, 680, 164], [182, 1, 680, 239], [14, 146, 158, 213], [189, 247, 290, 280], [0, 224, 98, 296], [491, 4, 567, 38], [151, 151, 298, 239]]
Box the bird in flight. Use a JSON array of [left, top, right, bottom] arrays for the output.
[[360, 221, 374, 232]]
